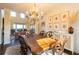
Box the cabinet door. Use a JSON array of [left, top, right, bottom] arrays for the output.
[[61, 34, 74, 52], [64, 35, 71, 50]]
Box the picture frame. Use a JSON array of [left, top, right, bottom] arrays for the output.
[[53, 14, 60, 23], [61, 11, 69, 21], [61, 22, 69, 31], [41, 22, 45, 27], [53, 23, 61, 30]]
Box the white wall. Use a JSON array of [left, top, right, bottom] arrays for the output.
[[73, 17, 79, 53]]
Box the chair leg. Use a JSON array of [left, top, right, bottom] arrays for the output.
[[20, 46, 27, 55], [52, 49, 55, 55]]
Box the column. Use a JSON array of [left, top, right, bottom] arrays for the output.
[[35, 19, 40, 34], [25, 17, 30, 30], [0, 10, 2, 44], [4, 8, 11, 44]]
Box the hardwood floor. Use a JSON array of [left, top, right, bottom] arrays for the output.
[[0, 44, 10, 55], [5, 45, 68, 55], [0, 37, 20, 55]]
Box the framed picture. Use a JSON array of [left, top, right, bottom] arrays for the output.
[[53, 23, 61, 30], [41, 22, 45, 27], [61, 11, 69, 21], [48, 16, 53, 24], [61, 22, 69, 31], [53, 14, 60, 23]]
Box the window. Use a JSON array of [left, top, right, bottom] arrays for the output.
[[13, 24, 26, 32], [10, 11, 16, 17], [1, 9, 4, 18], [17, 24, 23, 29], [13, 24, 16, 29], [20, 13, 25, 18]]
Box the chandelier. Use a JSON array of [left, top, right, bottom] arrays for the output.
[[26, 3, 43, 25], [29, 3, 39, 20]]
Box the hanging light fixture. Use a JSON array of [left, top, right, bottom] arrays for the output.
[[26, 3, 44, 25], [29, 3, 39, 20]]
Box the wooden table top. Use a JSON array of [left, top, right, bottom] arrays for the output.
[[20, 34, 56, 54], [21, 34, 43, 53]]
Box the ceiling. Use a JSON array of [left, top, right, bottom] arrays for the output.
[[0, 3, 79, 16]]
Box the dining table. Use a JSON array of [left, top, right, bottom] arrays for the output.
[[19, 33, 56, 55]]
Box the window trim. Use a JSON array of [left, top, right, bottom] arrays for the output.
[[10, 10, 16, 17]]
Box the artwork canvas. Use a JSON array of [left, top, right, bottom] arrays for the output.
[[53, 23, 61, 30], [61, 11, 69, 21], [61, 22, 69, 31], [53, 14, 60, 23], [41, 22, 45, 27]]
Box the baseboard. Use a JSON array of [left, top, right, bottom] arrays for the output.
[[64, 49, 79, 55]]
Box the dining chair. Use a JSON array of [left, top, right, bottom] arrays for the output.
[[51, 39, 67, 55], [19, 36, 28, 55]]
